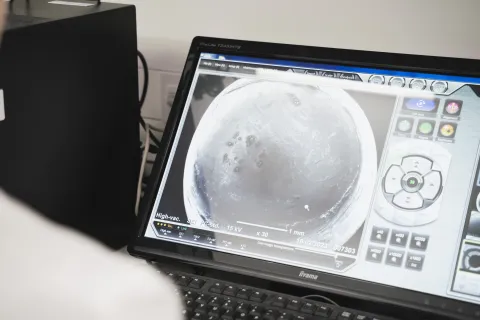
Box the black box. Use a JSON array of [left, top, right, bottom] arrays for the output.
[[0, 0, 139, 249]]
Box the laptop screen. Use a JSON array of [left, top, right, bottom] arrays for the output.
[[144, 52, 480, 306]]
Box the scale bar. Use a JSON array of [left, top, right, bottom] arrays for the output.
[[236, 221, 288, 232]]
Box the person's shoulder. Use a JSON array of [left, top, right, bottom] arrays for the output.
[[0, 188, 183, 320]]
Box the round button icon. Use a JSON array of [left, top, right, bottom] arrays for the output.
[[389, 77, 405, 87], [397, 119, 413, 132], [476, 193, 480, 212], [445, 101, 460, 115], [463, 248, 480, 273], [431, 81, 448, 94], [408, 177, 419, 187], [418, 121, 434, 135], [401, 172, 424, 193], [440, 124, 456, 137], [369, 75, 385, 85], [410, 79, 427, 90]]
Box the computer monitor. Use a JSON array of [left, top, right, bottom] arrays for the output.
[[130, 37, 480, 319]]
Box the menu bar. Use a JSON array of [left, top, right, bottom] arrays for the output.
[[199, 58, 471, 96], [200, 53, 480, 85], [199, 59, 362, 81]]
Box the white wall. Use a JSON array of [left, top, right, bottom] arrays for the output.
[[107, 0, 480, 128]]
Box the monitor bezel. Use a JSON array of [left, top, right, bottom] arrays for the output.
[[129, 36, 480, 320]]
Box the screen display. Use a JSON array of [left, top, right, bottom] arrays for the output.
[[145, 52, 480, 305]]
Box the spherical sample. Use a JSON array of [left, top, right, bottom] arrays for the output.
[[184, 79, 377, 244]]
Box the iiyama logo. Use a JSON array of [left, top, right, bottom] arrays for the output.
[[199, 42, 241, 50], [299, 271, 318, 280]]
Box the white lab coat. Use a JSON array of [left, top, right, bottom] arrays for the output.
[[0, 189, 183, 320]]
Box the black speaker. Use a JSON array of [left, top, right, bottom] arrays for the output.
[[0, 0, 140, 249]]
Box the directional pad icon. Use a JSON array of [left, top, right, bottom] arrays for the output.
[[383, 155, 443, 210], [376, 141, 450, 226]]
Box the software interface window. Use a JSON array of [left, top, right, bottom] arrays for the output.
[[145, 53, 480, 305]]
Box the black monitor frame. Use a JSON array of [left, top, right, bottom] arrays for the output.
[[129, 37, 480, 320]]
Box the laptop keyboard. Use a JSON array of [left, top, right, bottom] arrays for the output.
[[167, 270, 397, 320]]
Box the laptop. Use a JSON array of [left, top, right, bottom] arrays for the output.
[[129, 37, 480, 320]]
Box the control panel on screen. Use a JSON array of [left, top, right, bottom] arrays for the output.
[[145, 52, 480, 305]]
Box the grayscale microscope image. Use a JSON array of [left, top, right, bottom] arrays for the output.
[[184, 79, 378, 246]]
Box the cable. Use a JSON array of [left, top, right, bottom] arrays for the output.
[[138, 50, 149, 110], [302, 295, 339, 306], [136, 123, 150, 216], [136, 51, 164, 207], [137, 50, 163, 147], [148, 122, 164, 133], [140, 117, 161, 146], [148, 144, 160, 154]]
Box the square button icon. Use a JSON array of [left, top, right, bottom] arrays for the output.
[[386, 249, 405, 267], [390, 230, 409, 247], [370, 226, 390, 244], [366, 246, 385, 263], [410, 233, 429, 251]]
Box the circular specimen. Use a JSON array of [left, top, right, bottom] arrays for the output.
[[184, 79, 377, 245]]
